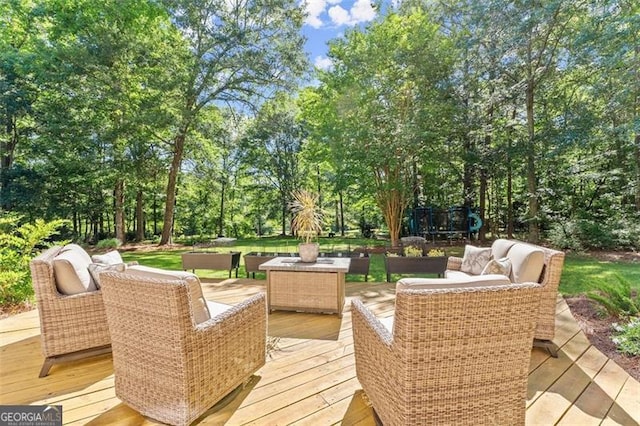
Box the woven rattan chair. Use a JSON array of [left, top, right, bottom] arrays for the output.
[[30, 246, 111, 377], [447, 240, 565, 356], [352, 280, 541, 425], [100, 272, 267, 426]]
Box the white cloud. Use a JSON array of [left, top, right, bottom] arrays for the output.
[[303, 0, 327, 28], [328, 5, 351, 26], [314, 56, 334, 70], [350, 0, 376, 23], [303, 0, 377, 28], [327, 0, 376, 27]]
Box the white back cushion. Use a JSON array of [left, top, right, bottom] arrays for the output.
[[53, 249, 96, 294], [91, 250, 124, 265], [491, 239, 517, 260], [507, 243, 545, 283]]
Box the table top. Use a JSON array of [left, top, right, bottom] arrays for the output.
[[259, 257, 350, 273]]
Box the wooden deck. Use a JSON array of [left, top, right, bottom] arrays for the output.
[[1, 279, 638, 425]]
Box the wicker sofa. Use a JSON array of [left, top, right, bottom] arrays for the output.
[[446, 239, 565, 356], [100, 271, 266, 426], [352, 278, 542, 425]]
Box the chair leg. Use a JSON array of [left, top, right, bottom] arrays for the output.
[[372, 408, 383, 426], [39, 358, 54, 378], [38, 345, 112, 378], [534, 339, 559, 358]]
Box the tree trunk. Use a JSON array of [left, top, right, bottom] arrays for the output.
[[0, 114, 18, 209], [159, 131, 186, 245], [525, 82, 539, 243], [635, 132, 640, 211], [339, 191, 345, 236], [135, 190, 144, 242], [379, 189, 405, 248], [478, 169, 487, 242], [281, 198, 287, 236], [218, 172, 226, 237], [462, 135, 474, 207], [507, 108, 516, 238], [114, 179, 126, 244]]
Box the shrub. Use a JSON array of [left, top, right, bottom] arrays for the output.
[[0, 215, 69, 305], [587, 275, 640, 318], [548, 216, 640, 251], [96, 238, 122, 249], [403, 246, 423, 257], [612, 317, 640, 357]]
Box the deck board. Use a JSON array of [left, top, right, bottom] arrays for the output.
[[1, 279, 638, 425]]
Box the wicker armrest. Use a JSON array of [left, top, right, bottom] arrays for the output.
[[446, 256, 463, 271], [193, 293, 267, 384], [351, 299, 393, 348]]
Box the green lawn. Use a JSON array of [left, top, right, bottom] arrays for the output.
[[118, 237, 638, 296]]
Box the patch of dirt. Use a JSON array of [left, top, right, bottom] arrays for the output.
[[565, 295, 640, 382]]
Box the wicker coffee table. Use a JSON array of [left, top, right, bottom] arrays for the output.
[[259, 257, 350, 317]]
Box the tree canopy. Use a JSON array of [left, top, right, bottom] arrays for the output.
[[1, 0, 638, 251]]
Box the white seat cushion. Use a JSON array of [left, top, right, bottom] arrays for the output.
[[506, 243, 545, 283], [379, 316, 394, 333], [206, 300, 233, 318], [444, 270, 472, 280], [397, 274, 511, 290]]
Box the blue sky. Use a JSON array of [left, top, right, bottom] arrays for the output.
[[300, 0, 380, 70]]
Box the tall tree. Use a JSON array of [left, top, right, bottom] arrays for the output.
[[158, 0, 307, 244], [243, 94, 305, 235], [311, 10, 454, 246]]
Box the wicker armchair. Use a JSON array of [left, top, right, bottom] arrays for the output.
[[100, 272, 267, 426], [30, 246, 111, 377], [352, 280, 541, 425], [447, 239, 565, 356]]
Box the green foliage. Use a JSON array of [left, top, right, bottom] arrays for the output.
[[0, 215, 69, 305], [403, 246, 423, 257], [96, 238, 122, 249], [549, 216, 640, 251], [587, 275, 640, 318], [611, 317, 640, 357]]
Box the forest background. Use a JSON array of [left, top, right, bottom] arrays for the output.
[[2, 0, 639, 252]]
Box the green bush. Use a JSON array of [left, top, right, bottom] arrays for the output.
[[587, 275, 640, 318], [96, 238, 122, 249], [549, 217, 640, 251], [0, 215, 69, 305], [612, 317, 640, 357]]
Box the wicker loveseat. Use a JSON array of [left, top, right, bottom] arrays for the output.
[[100, 271, 267, 426], [446, 239, 565, 356], [352, 278, 542, 425]]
